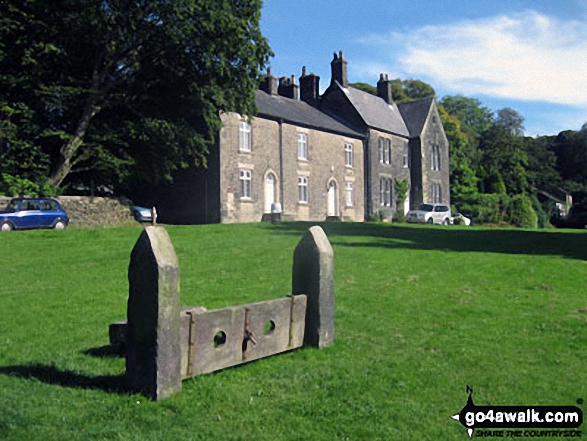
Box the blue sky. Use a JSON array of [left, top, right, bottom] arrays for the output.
[[261, 0, 587, 136]]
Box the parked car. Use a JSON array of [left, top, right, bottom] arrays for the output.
[[0, 198, 69, 231], [451, 212, 471, 226], [131, 206, 154, 223], [406, 203, 452, 225]]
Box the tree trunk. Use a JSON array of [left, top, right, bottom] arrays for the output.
[[48, 100, 100, 187]]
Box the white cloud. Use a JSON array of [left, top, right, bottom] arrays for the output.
[[358, 11, 587, 107]]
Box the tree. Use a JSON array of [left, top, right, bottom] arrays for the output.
[[523, 136, 560, 191], [401, 79, 435, 101], [496, 107, 525, 136], [0, 0, 271, 189], [478, 124, 529, 195], [438, 105, 478, 206], [349, 78, 435, 103], [439, 95, 494, 161]]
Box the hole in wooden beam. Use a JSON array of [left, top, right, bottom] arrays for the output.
[[213, 331, 226, 349], [263, 320, 276, 335]]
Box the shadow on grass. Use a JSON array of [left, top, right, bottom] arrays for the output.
[[82, 344, 124, 358], [271, 221, 587, 260], [0, 364, 129, 395]]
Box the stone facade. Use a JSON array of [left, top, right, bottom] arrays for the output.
[[398, 98, 451, 208], [366, 129, 411, 218], [217, 111, 364, 223], [147, 51, 450, 225]]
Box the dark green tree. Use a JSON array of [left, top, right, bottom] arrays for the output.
[[0, 0, 271, 190], [478, 124, 529, 195]]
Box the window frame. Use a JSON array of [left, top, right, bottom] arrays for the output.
[[379, 138, 391, 164], [298, 176, 309, 203], [345, 181, 354, 207], [239, 120, 252, 152], [402, 144, 409, 168], [239, 169, 252, 199], [379, 177, 392, 207], [431, 145, 441, 171], [344, 142, 353, 168], [431, 182, 442, 203], [297, 133, 308, 160]]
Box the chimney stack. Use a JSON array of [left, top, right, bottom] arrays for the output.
[[277, 75, 299, 100], [300, 66, 320, 106], [377, 73, 393, 104], [260, 68, 278, 95], [330, 50, 348, 88]]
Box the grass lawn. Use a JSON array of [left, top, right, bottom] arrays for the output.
[[1, 222, 586, 440]]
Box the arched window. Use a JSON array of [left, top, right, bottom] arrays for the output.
[[431, 183, 442, 203]]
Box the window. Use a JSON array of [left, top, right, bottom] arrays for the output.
[[379, 177, 392, 206], [239, 121, 251, 152], [344, 143, 353, 168], [239, 169, 252, 199], [297, 133, 308, 160], [298, 176, 308, 203], [431, 183, 442, 203], [431, 145, 441, 171], [345, 182, 354, 206], [21, 200, 39, 211], [379, 138, 391, 164], [41, 201, 58, 211], [402, 145, 409, 168]]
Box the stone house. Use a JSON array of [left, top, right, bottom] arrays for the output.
[[398, 97, 450, 209], [216, 85, 365, 223], [152, 52, 449, 224], [320, 52, 450, 217]]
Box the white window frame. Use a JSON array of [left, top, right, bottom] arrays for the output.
[[344, 142, 353, 168], [298, 176, 308, 203], [403, 145, 409, 168], [297, 133, 308, 160], [345, 182, 354, 207], [379, 138, 391, 164], [239, 169, 252, 199], [239, 121, 251, 152], [379, 177, 392, 206]]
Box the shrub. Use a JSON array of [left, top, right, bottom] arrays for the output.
[[506, 194, 538, 228], [393, 210, 406, 223], [459, 193, 510, 225]]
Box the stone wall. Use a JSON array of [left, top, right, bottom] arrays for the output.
[[218, 112, 365, 223], [0, 195, 135, 227]]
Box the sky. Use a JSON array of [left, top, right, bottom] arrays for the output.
[[260, 0, 587, 137]]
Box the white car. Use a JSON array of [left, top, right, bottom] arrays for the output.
[[451, 212, 471, 226], [406, 203, 452, 225]]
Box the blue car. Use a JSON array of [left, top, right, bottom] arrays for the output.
[[0, 198, 70, 231]]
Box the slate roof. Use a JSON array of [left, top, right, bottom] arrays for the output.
[[254, 90, 363, 138], [338, 83, 409, 137], [397, 97, 434, 138]]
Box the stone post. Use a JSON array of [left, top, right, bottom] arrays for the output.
[[292, 226, 335, 348], [126, 227, 181, 400]]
